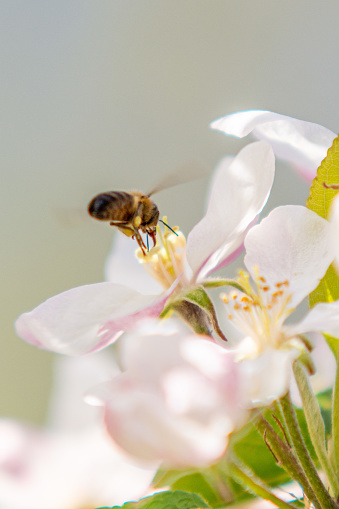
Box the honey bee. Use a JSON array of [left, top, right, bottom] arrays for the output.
[[88, 161, 208, 255]]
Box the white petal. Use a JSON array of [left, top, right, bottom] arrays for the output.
[[186, 141, 275, 279], [211, 110, 335, 181], [244, 206, 334, 308], [104, 385, 228, 467], [238, 347, 298, 407], [287, 300, 339, 339], [95, 280, 180, 351], [88, 321, 247, 467], [195, 218, 257, 281], [15, 282, 172, 356], [105, 233, 162, 294]]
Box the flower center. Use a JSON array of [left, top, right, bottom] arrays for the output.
[[136, 217, 187, 289], [220, 269, 293, 352]]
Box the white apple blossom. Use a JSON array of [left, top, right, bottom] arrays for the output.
[[222, 205, 339, 406], [0, 353, 155, 509], [15, 140, 274, 356], [211, 109, 336, 181], [86, 320, 249, 468], [0, 422, 155, 509]]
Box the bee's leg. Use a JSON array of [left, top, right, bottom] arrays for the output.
[[148, 229, 157, 248], [133, 228, 147, 256], [109, 220, 147, 255], [109, 220, 131, 228]]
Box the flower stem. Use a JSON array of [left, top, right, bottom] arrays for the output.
[[256, 414, 321, 509], [279, 392, 337, 509], [293, 360, 339, 497], [227, 459, 299, 509], [202, 278, 248, 292]]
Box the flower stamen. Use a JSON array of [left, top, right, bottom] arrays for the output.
[[136, 217, 186, 289], [221, 270, 293, 351]]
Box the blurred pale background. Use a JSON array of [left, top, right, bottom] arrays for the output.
[[1, 1, 338, 424]]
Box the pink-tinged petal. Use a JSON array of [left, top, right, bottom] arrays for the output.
[[0, 420, 155, 509], [287, 301, 339, 339], [118, 319, 193, 377], [197, 217, 258, 281], [87, 321, 248, 467], [186, 141, 275, 280], [15, 282, 175, 356], [93, 279, 180, 352], [244, 206, 334, 308], [211, 110, 335, 181], [105, 233, 162, 294], [103, 383, 228, 467]]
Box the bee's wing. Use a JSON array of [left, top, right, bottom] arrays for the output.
[[147, 159, 210, 196], [52, 206, 91, 227]]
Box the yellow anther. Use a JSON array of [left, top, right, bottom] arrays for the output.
[[243, 306, 250, 311], [272, 290, 283, 298], [228, 314, 233, 320], [259, 276, 266, 283], [240, 296, 251, 303], [232, 293, 238, 300], [234, 303, 240, 310], [135, 219, 186, 290], [220, 293, 229, 304], [276, 280, 290, 288], [261, 286, 270, 292]]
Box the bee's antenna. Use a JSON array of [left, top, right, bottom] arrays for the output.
[[159, 219, 179, 236]]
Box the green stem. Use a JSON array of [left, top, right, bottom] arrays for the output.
[[293, 360, 339, 497], [202, 278, 247, 292], [228, 460, 299, 509], [279, 392, 337, 509], [256, 415, 321, 509]]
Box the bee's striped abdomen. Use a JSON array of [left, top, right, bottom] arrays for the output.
[[88, 191, 136, 221]]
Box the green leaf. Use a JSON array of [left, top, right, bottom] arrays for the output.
[[307, 134, 339, 220], [153, 466, 234, 508], [317, 388, 333, 435], [232, 419, 291, 487], [307, 134, 339, 356], [102, 490, 211, 509]]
